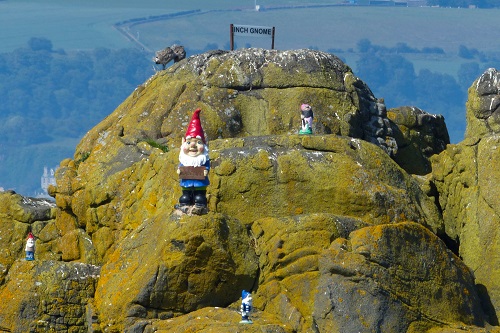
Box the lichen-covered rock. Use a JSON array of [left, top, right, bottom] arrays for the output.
[[431, 135, 500, 324], [388, 106, 450, 175], [93, 212, 258, 332], [209, 135, 440, 229], [48, 49, 429, 264], [0, 260, 100, 332], [0, 191, 57, 283], [465, 68, 500, 139], [252, 220, 484, 332], [144, 307, 293, 333], [46, 49, 403, 266], [65, 129, 445, 331], [1, 51, 497, 333], [75, 48, 397, 161], [0, 191, 55, 223], [250, 214, 367, 331], [427, 69, 500, 325]]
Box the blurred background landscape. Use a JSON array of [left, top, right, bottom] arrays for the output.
[[1, 0, 499, 195]]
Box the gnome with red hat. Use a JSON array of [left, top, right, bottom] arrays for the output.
[[175, 108, 210, 215], [25, 232, 35, 261]]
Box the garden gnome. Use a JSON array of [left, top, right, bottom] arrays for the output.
[[299, 103, 313, 134], [25, 232, 35, 261], [175, 108, 210, 215], [240, 290, 253, 324]]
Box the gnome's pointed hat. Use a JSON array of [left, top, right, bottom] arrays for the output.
[[185, 108, 206, 143], [27, 232, 34, 240]]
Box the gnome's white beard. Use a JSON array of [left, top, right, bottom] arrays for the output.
[[179, 149, 209, 166], [26, 239, 35, 251]]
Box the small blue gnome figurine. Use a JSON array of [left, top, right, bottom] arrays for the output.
[[240, 290, 253, 324]]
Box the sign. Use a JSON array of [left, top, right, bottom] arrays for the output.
[[179, 166, 206, 180], [230, 24, 275, 50], [232, 24, 273, 37]]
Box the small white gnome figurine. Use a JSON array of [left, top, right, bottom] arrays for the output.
[[299, 103, 313, 135], [239, 290, 253, 324], [25, 232, 35, 261]]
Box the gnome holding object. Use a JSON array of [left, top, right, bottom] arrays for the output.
[[175, 108, 210, 215], [25, 232, 35, 261], [299, 103, 313, 135], [240, 290, 253, 324]]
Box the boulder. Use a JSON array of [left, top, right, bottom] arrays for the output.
[[209, 135, 440, 228], [0, 260, 100, 332], [0, 191, 58, 284], [75, 48, 397, 160], [465, 68, 500, 139], [93, 213, 258, 332], [388, 106, 450, 175], [427, 68, 500, 325], [50, 49, 402, 263], [130, 220, 486, 333], [253, 221, 484, 332]]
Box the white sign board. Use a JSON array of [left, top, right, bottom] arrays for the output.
[[232, 24, 273, 38], [230, 23, 275, 50]]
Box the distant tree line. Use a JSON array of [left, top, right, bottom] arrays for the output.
[[0, 37, 152, 146], [327, 38, 500, 142]]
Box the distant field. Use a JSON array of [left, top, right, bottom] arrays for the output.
[[131, 5, 500, 77], [0, 0, 341, 52], [133, 6, 500, 54], [2, 1, 500, 53], [2, 0, 499, 78]]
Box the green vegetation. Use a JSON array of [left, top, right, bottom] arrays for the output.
[[143, 139, 169, 153], [76, 152, 91, 166]]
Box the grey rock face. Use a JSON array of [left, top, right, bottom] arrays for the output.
[[466, 68, 500, 138]]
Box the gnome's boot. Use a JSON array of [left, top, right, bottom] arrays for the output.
[[192, 190, 208, 215], [175, 189, 194, 213]]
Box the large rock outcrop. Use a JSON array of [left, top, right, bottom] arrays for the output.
[[1, 50, 499, 332], [430, 67, 500, 326]]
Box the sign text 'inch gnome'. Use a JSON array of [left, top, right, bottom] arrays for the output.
[[230, 24, 275, 50]]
